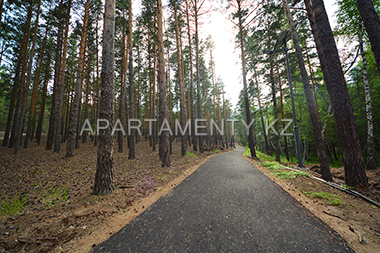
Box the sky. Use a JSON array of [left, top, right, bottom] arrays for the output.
[[197, 1, 339, 108]]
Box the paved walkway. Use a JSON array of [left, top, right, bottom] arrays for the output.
[[91, 147, 353, 252]]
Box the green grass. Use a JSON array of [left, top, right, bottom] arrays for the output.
[[0, 194, 28, 216], [259, 161, 310, 180], [301, 190, 346, 206], [42, 186, 68, 208], [186, 151, 196, 157]]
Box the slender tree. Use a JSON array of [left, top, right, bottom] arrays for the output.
[[54, 0, 71, 153], [158, 0, 170, 166], [282, 0, 332, 181], [94, 0, 115, 195], [66, 0, 91, 157], [127, 0, 135, 159]]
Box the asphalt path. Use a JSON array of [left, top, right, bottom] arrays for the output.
[[91, 146, 353, 252]]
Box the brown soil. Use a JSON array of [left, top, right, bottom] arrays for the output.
[[244, 156, 380, 253], [0, 136, 231, 253]]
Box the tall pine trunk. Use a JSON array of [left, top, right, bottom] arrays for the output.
[[54, 0, 71, 153], [94, 0, 115, 196], [46, 0, 64, 150], [283, 0, 332, 181], [304, 0, 367, 188], [269, 59, 281, 162], [118, 26, 127, 153], [36, 53, 52, 145], [127, 0, 135, 159], [174, 2, 186, 156], [14, 0, 41, 154], [158, 0, 170, 166], [66, 0, 90, 157], [194, 0, 204, 153]]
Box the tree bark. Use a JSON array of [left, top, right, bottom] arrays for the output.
[[174, 1, 187, 156], [237, 1, 256, 159], [66, 0, 90, 157], [54, 0, 71, 153], [356, 0, 380, 76], [127, 0, 135, 159], [358, 22, 376, 170], [94, 0, 115, 196], [46, 0, 64, 150], [36, 53, 52, 145], [283, 0, 332, 181], [304, 0, 367, 189], [194, 0, 204, 153], [14, 0, 41, 154], [158, 0, 170, 166], [269, 59, 281, 162], [186, 1, 197, 152], [118, 26, 127, 153], [8, 1, 34, 149]]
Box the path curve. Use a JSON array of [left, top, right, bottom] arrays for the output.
[[91, 147, 353, 252]]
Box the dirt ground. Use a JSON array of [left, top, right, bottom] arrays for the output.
[[0, 136, 230, 253], [244, 156, 380, 253]]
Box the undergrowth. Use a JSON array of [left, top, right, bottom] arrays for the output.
[[186, 151, 196, 157], [300, 190, 346, 206], [42, 186, 68, 208], [259, 161, 310, 180], [0, 194, 28, 216]]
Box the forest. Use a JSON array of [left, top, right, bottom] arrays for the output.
[[0, 0, 380, 251], [1, 0, 378, 190]]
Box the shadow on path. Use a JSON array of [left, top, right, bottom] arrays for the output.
[[91, 147, 353, 252]]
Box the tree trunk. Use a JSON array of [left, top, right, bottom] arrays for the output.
[[66, 0, 90, 157], [118, 26, 126, 153], [186, 2, 197, 152], [269, 59, 281, 162], [174, 2, 186, 156], [8, 1, 34, 149], [46, 0, 64, 150], [194, 0, 204, 153], [356, 0, 380, 76], [304, 0, 367, 189], [54, 0, 71, 153], [36, 53, 52, 145], [157, 0, 170, 166], [283, 0, 332, 181], [25, 18, 50, 148], [127, 0, 135, 160], [94, 0, 115, 196], [14, 0, 41, 154], [358, 22, 376, 170], [82, 57, 91, 144]]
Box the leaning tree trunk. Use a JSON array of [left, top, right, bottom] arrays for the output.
[[93, 0, 115, 196], [358, 22, 376, 170], [66, 0, 90, 157], [54, 0, 71, 153], [174, 1, 187, 156], [127, 0, 135, 160], [304, 0, 367, 189], [356, 0, 380, 76], [283, 0, 332, 181], [157, 0, 170, 166]]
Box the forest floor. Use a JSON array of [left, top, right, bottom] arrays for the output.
[[244, 152, 380, 253], [0, 136, 230, 253]]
